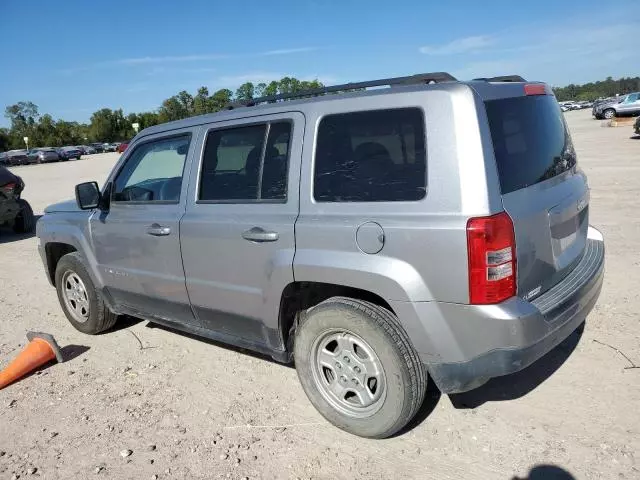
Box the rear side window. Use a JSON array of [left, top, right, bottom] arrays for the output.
[[485, 96, 577, 194], [314, 108, 426, 202]]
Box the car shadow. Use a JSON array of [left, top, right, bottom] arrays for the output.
[[0, 214, 42, 244], [106, 315, 144, 333], [449, 324, 584, 409], [630, 135, 640, 140], [512, 464, 576, 479], [392, 375, 442, 437]]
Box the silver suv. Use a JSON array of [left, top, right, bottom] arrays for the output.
[[37, 72, 605, 438], [593, 92, 640, 119]]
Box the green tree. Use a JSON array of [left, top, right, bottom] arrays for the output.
[[4, 101, 39, 131], [0, 128, 9, 152], [138, 111, 160, 130], [209, 88, 233, 111], [88, 108, 129, 142], [158, 91, 194, 123], [553, 76, 640, 101], [262, 81, 279, 97], [255, 82, 267, 97], [34, 114, 57, 146], [193, 87, 212, 116], [235, 82, 255, 102]]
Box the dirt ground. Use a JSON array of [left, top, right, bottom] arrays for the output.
[[1, 110, 639, 480]]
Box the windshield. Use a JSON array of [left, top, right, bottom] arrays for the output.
[[485, 95, 577, 194]]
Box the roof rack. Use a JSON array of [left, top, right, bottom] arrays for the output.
[[474, 75, 527, 82], [229, 71, 458, 108]]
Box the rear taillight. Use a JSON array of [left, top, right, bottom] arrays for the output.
[[524, 84, 547, 96], [0, 182, 16, 196], [467, 212, 516, 305]]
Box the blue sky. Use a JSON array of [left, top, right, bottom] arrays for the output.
[[1, 0, 638, 126]]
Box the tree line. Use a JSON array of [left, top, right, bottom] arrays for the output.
[[0, 77, 323, 151], [4, 74, 638, 151], [553, 76, 640, 102]]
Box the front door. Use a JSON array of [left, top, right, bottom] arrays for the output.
[[618, 93, 640, 114], [90, 130, 197, 325], [180, 113, 304, 349]]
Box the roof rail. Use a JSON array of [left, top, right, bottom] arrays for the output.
[[474, 75, 527, 82], [230, 72, 458, 108]]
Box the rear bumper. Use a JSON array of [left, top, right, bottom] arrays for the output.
[[421, 226, 605, 394]]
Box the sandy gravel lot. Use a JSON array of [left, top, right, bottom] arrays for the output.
[[1, 110, 639, 480]]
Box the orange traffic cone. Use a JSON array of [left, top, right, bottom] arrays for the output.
[[0, 332, 64, 390]]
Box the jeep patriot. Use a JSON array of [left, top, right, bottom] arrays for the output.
[[37, 72, 605, 438]]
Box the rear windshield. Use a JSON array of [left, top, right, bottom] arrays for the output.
[[485, 95, 576, 194]]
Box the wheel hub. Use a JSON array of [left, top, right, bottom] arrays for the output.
[[61, 271, 90, 323], [311, 330, 386, 418]]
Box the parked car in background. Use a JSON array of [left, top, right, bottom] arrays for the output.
[[27, 148, 60, 164], [76, 145, 96, 155], [592, 97, 616, 111], [0, 165, 35, 233], [103, 143, 118, 152], [0, 150, 29, 166], [559, 101, 576, 112], [117, 140, 130, 153], [57, 147, 82, 161], [90, 143, 105, 153], [593, 93, 640, 119], [559, 101, 593, 112]]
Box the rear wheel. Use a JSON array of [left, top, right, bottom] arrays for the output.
[[294, 297, 427, 438], [12, 199, 35, 233], [603, 109, 616, 119], [55, 252, 118, 334]]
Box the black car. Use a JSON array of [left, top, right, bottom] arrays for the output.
[[0, 166, 35, 233], [0, 150, 29, 166], [57, 147, 82, 161], [90, 143, 105, 153]]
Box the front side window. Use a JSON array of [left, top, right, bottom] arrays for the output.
[[199, 121, 291, 202], [314, 108, 427, 202], [113, 134, 190, 203]]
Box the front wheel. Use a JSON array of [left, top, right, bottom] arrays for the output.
[[55, 252, 118, 334], [603, 109, 616, 119], [294, 297, 427, 438]]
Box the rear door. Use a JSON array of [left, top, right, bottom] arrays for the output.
[[180, 113, 303, 348], [484, 92, 588, 300]]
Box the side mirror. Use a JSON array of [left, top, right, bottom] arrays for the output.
[[75, 181, 101, 210]]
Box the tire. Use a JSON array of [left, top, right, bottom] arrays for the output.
[[55, 252, 118, 334], [294, 297, 427, 438], [603, 109, 616, 119], [12, 199, 35, 233]]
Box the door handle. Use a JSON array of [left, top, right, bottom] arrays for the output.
[[242, 227, 279, 243], [147, 223, 171, 236]]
